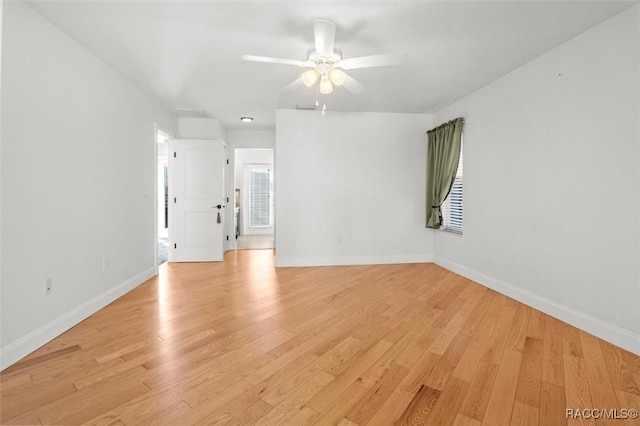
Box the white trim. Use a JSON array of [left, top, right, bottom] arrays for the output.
[[154, 125, 174, 269], [153, 123, 159, 274], [434, 256, 640, 355], [275, 254, 433, 267], [0, 267, 157, 370]]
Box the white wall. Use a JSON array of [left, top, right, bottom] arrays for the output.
[[177, 117, 227, 141], [433, 5, 640, 354], [275, 110, 434, 267], [0, 0, 4, 367], [234, 149, 274, 235], [228, 129, 275, 150], [1, 3, 177, 369]]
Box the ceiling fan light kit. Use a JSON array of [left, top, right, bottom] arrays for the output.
[[242, 18, 408, 98], [319, 76, 333, 94], [329, 69, 346, 86], [301, 69, 320, 87]]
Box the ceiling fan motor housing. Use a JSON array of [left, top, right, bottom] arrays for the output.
[[307, 49, 343, 67]]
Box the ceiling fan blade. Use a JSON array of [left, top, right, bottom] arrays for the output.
[[337, 53, 408, 70], [342, 75, 365, 94], [241, 55, 309, 67], [313, 19, 336, 57]]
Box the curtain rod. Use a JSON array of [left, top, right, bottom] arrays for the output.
[[427, 117, 464, 134]]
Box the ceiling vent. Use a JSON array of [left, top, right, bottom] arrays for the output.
[[295, 104, 318, 110], [175, 108, 209, 118]]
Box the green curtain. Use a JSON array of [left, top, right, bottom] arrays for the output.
[[426, 117, 464, 229]]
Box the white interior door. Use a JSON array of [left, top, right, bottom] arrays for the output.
[[169, 139, 225, 262]]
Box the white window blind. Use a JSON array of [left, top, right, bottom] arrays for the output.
[[443, 137, 463, 233], [249, 168, 271, 227]]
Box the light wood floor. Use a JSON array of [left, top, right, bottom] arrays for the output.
[[1, 250, 638, 425]]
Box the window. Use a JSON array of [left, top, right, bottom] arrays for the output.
[[442, 136, 463, 233], [249, 168, 272, 227]]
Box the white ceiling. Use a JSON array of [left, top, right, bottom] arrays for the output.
[[27, 0, 637, 130]]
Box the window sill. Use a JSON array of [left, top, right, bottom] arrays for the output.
[[442, 227, 462, 236]]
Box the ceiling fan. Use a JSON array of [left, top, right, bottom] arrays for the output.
[[241, 19, 408, 95]]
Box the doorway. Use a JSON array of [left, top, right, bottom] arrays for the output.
[[233, 149, 274, 250], [156, 129, 171, 265]]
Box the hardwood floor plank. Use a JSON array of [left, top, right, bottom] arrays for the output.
[[0, 372, 32, 391], [245, 325, 346, 385], [598, 340, 640, 396], [459, 360, 499, 422], [453, 295, 503, 382], [482, 306, 517, 365], [265, 371, 335, 414], [509, 401, 539, 426], [542, 316, 565, 388], [366, 387, 415, 426], [453, 413, 482, 426], [172, 378, 253, 425], [253, 352, 318, 405], [614, 389, 640, 426], [563, 355, 596, 426], [1, 345, 82, 375], [525, 307, 546, 340], [514, 337, 543, 407], [313, 364, 387, 425], [481, 349, 523, 426], [283, 406, 319, 425], [1, 378, 78, 422], [425, 376, 470, 426], [423, 332, 471, 391], [345, 363, 410, 425], [579, 332, 622, 425], [138, 399, 192, 426], [31, 367, 149, 425], [504, 304, 529, 352], [1, 251, 635, 425], [562, 323, 584, 358], [54, 383, 150, 426], [399, 351, 441, 394], [540, 382, 567, 426], [379, 310, 441, 369], [395, 384, 441, 425], [222, 397, 274, 426], [192, 383, 268, 425], [85, 387, 186, 426], [304, 339, 393, 414]]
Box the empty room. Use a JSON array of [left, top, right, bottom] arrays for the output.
[[1, 1, 639, 425]]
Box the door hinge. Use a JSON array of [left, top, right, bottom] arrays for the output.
[[173, 152, 176, 158], [174, 243, 177, 249], [226, 235, 229, 241], [174, 197, 177, 203], [226, 197, 229, 202], [226, 159, 229, 165]]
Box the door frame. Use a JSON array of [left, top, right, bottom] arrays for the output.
[[153, 124, 174, 272], [231, 148, 275, 249]]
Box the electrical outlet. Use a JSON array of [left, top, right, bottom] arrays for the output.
[[102, 257, 110, 272], [44, 278, 53, 295]]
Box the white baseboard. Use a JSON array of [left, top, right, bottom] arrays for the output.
[[275, 254, 433, 267], [0, 267, 157, 371], [434, 256, 640, 355]]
